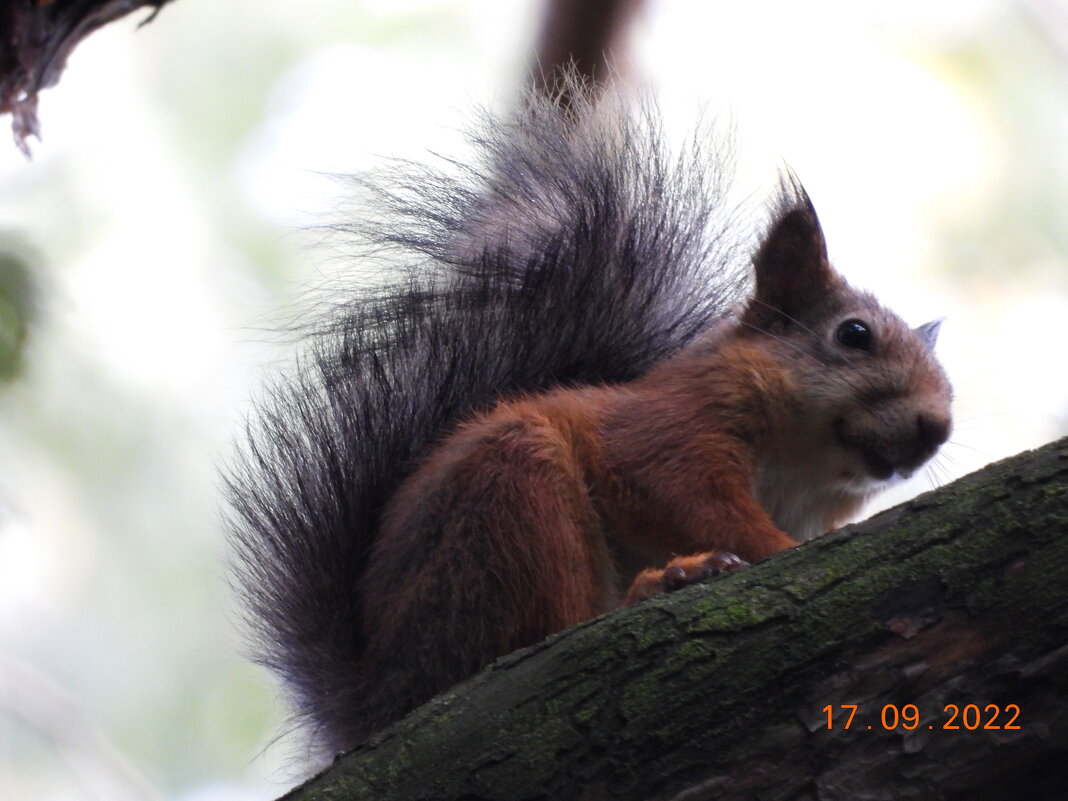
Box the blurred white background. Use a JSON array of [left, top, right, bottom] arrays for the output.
[[1, 0, 1066, 798]]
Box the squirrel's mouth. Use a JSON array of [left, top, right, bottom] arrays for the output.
[[833, 409, 950, 483], [857, 449, 898, 481], [833, 419, 901, 482]]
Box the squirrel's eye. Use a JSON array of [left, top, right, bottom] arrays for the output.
[[835, 319, 873, 352]]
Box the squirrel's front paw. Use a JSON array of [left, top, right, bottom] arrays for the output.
[[623, 551, 748, 605]]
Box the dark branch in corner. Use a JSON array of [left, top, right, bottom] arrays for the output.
[[0, 0, 173, 156]]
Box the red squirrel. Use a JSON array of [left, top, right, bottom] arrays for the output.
[[228, 87, 952, 757]]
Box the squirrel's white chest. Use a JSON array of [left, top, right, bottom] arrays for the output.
[[753, 456, 874, 542]]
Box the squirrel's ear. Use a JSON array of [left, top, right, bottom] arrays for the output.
[[743, 180, 836, 329], [914, 318, 944, 351]]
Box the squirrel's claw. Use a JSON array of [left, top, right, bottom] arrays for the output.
[[624, 551, 749, 605]]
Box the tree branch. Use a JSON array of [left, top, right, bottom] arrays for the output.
[[279, 435, 1068, 800], [530, 0, 646, 107], [0, 0, 173, 155]]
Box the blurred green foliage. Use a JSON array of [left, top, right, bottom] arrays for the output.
[[0, 243, 39, 380]]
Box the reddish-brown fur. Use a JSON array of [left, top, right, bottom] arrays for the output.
[[340, 191, 952, 747]]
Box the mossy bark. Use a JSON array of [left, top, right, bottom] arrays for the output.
[[282, 436, 1068, 801]]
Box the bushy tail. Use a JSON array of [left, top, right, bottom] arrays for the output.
[[227, 85, 751, 752]]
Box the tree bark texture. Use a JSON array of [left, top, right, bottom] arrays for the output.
[[0, 0, 172, 155], [277, 435, 1068, 801]]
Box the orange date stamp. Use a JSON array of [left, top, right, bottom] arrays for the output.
[[823, 703, 1021, 731]]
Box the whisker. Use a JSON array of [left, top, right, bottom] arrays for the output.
[[746, 297, 821, 338], [739, 318, 870, 397], [943, 438, 994, 461]]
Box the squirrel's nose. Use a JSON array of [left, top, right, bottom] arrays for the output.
[[916, 413, 950, 452]]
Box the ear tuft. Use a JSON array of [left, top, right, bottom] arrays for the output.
[[744, 174, 836, 328], [914, 318, 944, 351]]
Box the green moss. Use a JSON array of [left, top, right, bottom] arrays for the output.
[[688, 585, 794, 631]]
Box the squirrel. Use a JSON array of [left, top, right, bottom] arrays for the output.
[[227, 84, 953, 758]]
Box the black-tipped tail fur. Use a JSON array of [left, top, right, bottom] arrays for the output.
[[227, 85, 803, 755]]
